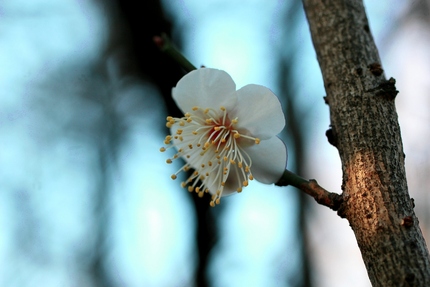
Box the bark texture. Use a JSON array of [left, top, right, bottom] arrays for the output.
[[302, 0, 430, 286]]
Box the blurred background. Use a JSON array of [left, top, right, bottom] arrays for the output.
[[0, 0, 428, 286]]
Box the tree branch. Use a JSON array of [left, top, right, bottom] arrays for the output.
[[302, 0, 430, 285], [276, 170, 343, 212]]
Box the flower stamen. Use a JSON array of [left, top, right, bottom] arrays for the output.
[[161, 105, 261, 206]]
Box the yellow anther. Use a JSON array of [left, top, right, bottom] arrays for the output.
[[187, 117, 192, 123], [214, 126, 221, 131], [223, 156, 228, 161], [171, 174, 177, 180], [220, 106, 226, 111], [159, 147, 166, 152], [215, 198, 221, 204], [188, 144, 193, 149], [192, 131, 198, 135], [206, 119, 213, 124], [208, 161, 212, 166], [198, 191, 204, 198], [237, 187, 243, 193], [230, 159, 235, 164], [179, 121, 185, 126], [221, 182, 225, 186], [192, 106, 198, 111], [166, 116, 173, 121], [176, 129, 183, 135], [234, 133, 240, 139], [232, 118, 238, 124], [210, 201, 215, 207], [238, 162, 243, 168], [249, 174, 254, 180], [243, 180, 249, 187], [201, 164, 205, 168], [181, 182, 186, 188], [245, 166, 250, 172], [166, 122, 173, 128], [255, 138, 261, 144], [188, 186, 194, 192], [204, 142, 210, 148], [184, 113, 190, 117], [173, 154, 178, 159], [178, 148, 183, 152], [166, 159, 172, 164], [204, 108, 210, 113]]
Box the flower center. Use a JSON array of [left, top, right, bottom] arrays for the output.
[[160, 106, 260, 206]]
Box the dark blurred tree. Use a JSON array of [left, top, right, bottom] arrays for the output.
[[114, 1, 216, 286], [278, 1, 313, 286], [302, 0, 430, 285]]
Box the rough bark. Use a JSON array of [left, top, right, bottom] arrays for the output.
[[302, 0, 430, 286]]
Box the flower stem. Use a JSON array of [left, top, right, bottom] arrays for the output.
[[276, 169, 343, 212], [153, 34, 197, 73]]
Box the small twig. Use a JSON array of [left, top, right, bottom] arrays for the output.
[[276, 169, 342, 211], [153, 33, 197, 73]]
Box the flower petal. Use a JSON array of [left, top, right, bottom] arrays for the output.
[[232, 84, 285, 139], [204, 165, 242, 196], [243, 136, 287, 184], [172, 68, 238, 113]]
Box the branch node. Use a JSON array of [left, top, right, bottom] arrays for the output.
[[323, 96, 329, 105], [376, 77, 398, 100], [401, 216, 414, 227], [368, 62, 384, 76], [325, 128, 337, 147]]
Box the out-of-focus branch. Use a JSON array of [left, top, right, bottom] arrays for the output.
[[153, 34, 197, 73]]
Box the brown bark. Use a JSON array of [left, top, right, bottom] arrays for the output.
[[302, 0, 430, 285]]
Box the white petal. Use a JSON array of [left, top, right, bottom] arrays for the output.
[[233, 84, 285, 139], [243, 136, 287, 184], [222, 168, 242, 194], [172, 68, 237, 113], [204, 168, 240, 196]]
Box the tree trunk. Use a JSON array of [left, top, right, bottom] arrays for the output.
[[302, 0, 430, 285]]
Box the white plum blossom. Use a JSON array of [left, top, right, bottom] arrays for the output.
[[160, 68, 287, 206]]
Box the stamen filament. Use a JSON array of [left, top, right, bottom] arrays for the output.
[[161, 105, 259, 206]]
